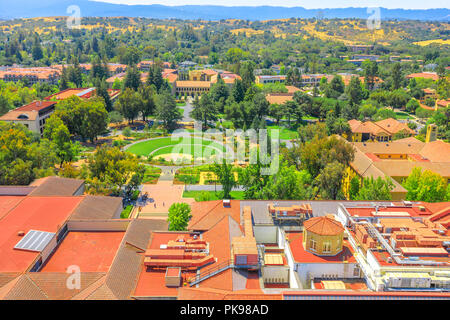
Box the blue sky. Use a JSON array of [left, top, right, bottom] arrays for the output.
[[92, 0, 449, 9]]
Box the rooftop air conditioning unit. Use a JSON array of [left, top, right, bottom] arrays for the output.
[[160, 244, 167, 249]]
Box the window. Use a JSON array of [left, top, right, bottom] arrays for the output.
[[323, 242, 331, 253], [353, 266, 360, 277], [310, 239, 317, 251]]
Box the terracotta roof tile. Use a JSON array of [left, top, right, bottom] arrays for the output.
[[303, 216, 344, 236], [29, 176, 84, 196], [70, 195, 123, 220]]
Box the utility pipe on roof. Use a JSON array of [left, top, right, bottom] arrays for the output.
[[359, 221, 447, 267]]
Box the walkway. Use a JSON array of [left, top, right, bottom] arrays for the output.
[[135, 165, 195, 219]]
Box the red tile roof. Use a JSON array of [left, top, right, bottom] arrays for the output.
[[40, 231, 125, 273], [15, 101, 57, 112], [189, 200, 241, 231], [0, 196, 84, 272], [303, 216, 344, 236]]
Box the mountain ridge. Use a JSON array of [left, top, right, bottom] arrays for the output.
[[0, 1, 449, 21]]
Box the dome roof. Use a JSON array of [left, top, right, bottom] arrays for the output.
[[303, 216, 344, 236]]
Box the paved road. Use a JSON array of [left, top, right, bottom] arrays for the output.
[[182, 101, 194, 122]]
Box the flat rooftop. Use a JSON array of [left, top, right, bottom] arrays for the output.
[[0, 196, 24, 220], [40, 231, 125, 272], [0, 196, 84, 272], [287, 231, 356, 264], [345, 205, 434, 218], [133, 232, 197, 297]]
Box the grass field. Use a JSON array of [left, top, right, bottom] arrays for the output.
[[126, 137, 226, 157], [395, 111, 413, 120], [120, 205, 133, 219], [267, 125, 299, 140], [183, 190, 245, 201]]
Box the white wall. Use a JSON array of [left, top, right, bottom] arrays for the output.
[[295, 262, 361, 288], [254, 226, 278, 244], [262, 266, 290, 284], [336, 206, 349, 227]]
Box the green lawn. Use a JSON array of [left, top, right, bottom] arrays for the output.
[[267, 125, 299, 140], [151, 144, 223, 158], [142, 166, 162, 184], [395, 111, 413, 120], [126, 137, 226, 157], [120, 205, 133, 218], [182, 190, 245, 201]]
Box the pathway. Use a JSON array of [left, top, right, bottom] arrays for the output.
[[134, 165, 195, 219]]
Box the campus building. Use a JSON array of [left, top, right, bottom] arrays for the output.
[[0, 194, 448, 300], [0, 100, 57, 136], [406, 72, 439, 82], [256, 75, 286, 85], [347, 118, 415, 142], [0, 67, 60, 85], [343, 138, 450, 200]]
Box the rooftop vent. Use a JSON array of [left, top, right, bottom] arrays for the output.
[[223, 199, 231, 208], [403, 201, 413, 207]]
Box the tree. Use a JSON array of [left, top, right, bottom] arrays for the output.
[[388, 89, 410, 109], [209, 77, 229, 111], [239, 160, 270, 199], [403, 167, 448, 202], [232, 79, 245, 103], [87, 146, 144, 195], [391, 63, 403, 90], [168, 203, 192, 231], [346, 76, 363, 106], [406, 99, 420, 114], [155, 91, 181, 131], [325, 75, 345, 99], [240, 61, 255, 92], [31, 33, 43, 60], [190, 93, 217, 128], [348, 176, 360, 200], [363, 60, 378, 90], [0, 122, 57, 185], [293, 91, 313, 118], [0, 95, 10, 116], [355, 177, 394, 200], [121, 46, 141, 66], [261, 162, 312, 200], [301, 135, 355, 178], [43, 115, 76, 165], [123, 66, 141, 91], [55, 96, 108, 142], [315, 161, 346, 200], [95, 78, 112, 112], [138, 85, 156, 121], [212, 160, 236, 199], [115, 88, 140, 123]]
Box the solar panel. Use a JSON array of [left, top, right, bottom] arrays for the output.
[[14, 230, 55, 252]]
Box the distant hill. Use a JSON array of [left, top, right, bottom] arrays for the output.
[[1, 0, 449, 21]]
